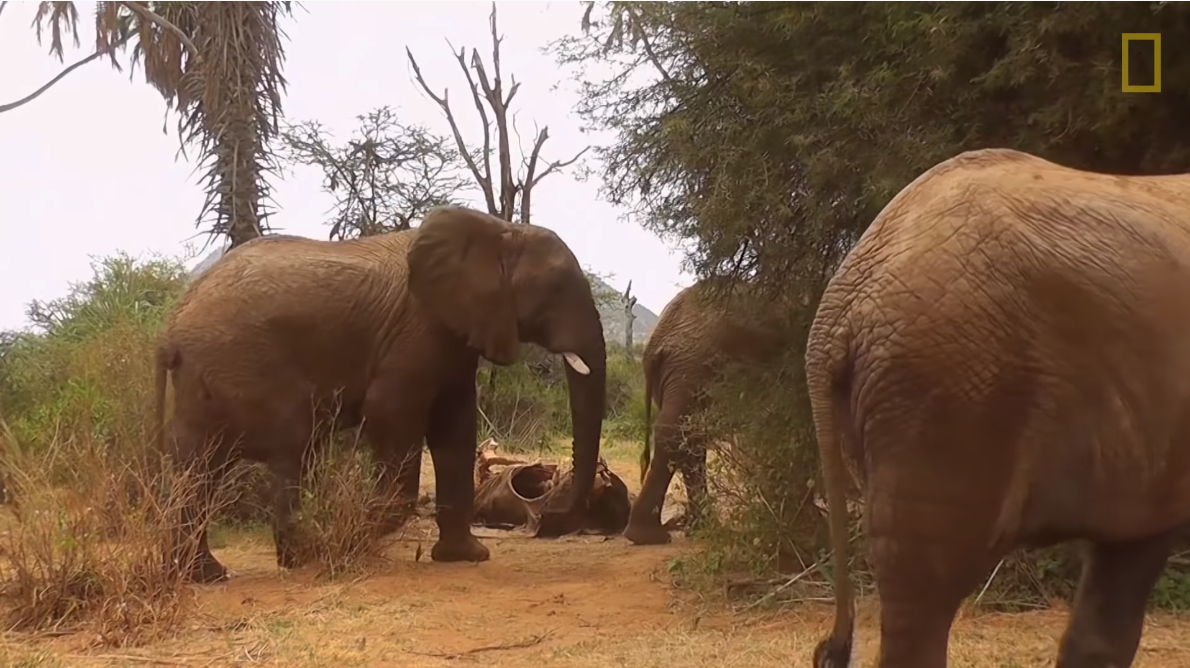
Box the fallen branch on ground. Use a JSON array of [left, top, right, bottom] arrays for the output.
[[407, 630, 553, 660]]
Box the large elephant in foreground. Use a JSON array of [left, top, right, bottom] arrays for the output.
[[808, 148, 1190, 668], [155, 206, 607, 584], [623, 280, 782, 546]]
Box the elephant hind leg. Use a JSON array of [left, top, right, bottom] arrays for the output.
[[868, 493, 1000, 668], [263, 407, 316, 570], [675, 435, 709, 532], [165, 419, 232, 584], [625, 398, 688, 546], [1055, 533, 1172, 668]]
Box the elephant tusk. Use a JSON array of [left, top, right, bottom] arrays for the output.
[[562, 352, 590, 375]]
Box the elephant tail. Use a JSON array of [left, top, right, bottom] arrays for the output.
[[807, 331, 858, 668], [153, 340, 178, 456]]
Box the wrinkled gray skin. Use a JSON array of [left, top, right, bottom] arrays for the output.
[[623, 281, 782, 546], [155, 206, 607, 583], [808, 148, 1190, 668]]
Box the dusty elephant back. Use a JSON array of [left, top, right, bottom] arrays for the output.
[[810, 147, 1190, 545], [171, 232, 416, 335], [162, 231, 424, 430], [645, 281, 783, 384]]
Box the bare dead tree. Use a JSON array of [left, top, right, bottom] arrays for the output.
[[406, 1, 589, 224], [622, 279, 637, 353]]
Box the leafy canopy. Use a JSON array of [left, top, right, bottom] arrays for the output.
[[554, 1, 1190, 294]]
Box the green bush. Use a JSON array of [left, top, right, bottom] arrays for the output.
[[0, 254, 238, 644], [476, 345, 645, 451]]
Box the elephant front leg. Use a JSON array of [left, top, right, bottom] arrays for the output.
[[425, 383, 490, 563]]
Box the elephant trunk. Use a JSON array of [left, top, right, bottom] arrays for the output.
[[536, 336, 607, 537]]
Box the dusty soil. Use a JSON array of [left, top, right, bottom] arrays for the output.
[[3, 442, 1189, 668]]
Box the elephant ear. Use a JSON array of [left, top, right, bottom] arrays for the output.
[[408, 206, 521, 365]]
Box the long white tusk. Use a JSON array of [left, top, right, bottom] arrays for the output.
[[562, 351, 590, 375]]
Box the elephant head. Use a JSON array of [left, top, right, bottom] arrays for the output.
[[408, 206, 607, 534]]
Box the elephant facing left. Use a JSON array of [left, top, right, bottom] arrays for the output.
[[154, 205, 608, 584]]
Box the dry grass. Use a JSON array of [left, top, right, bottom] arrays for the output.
[[288, 431, 419, 579], [0, 423, 237, 648], [0, 443, 1187, 668]]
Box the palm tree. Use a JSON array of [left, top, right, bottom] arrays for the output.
[[1, 1, 294, 248]]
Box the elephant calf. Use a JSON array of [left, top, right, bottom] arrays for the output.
[[625, 280, 782, 546], [809, 148, 1190, 668], [156, 206, 608, 583]]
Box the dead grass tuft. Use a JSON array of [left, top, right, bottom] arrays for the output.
[[0, 421, 237, 648], [289, 429, 414, 580]]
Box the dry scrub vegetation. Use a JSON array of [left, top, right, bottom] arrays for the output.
[[0, 254, 1189, 667]]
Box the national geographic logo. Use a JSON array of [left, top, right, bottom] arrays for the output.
[[1122, 33, 1161, 93]]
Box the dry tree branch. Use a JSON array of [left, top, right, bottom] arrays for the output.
[[449, 39, 498, 214], [4, 1, 195, 114], [407, 46, 498, 216], [472, 2, 517, 218], [628, 6, 675, 85], [0, 33, 132, 113]]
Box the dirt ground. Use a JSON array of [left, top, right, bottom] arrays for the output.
[[3, 442, 1190, 668]]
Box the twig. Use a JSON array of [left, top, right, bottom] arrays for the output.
[[973, 557, 1006, 606], [407, 630, 552, 660], [476, 405, 501, 439], [737, 557, 823, 612], [63, 653, 211, 665], [0, 34, 131, 113]]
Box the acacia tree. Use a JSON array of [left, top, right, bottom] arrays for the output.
[[555, 0, 1190, 580], [281, 107, 472, 239], [405, 2, 588, 225], [3, 1, 293, 249]]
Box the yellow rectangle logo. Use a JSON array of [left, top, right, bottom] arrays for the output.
[[1122, 33, 1161, 93]]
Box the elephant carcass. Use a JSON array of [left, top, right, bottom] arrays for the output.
[[809, 148, 1190, 668], [472, 441, 632, 536]]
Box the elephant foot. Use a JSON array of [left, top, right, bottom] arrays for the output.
[[275, 539, 307, 571], [431, 533, 490, 563], [623, 521, 672, 546], [186, 555, 229, 584]]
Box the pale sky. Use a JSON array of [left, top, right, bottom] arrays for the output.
[[0, 1, 692, 331]]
